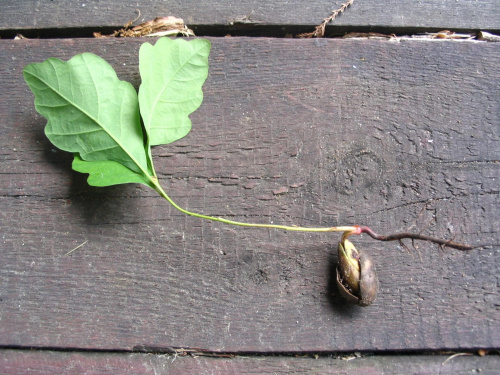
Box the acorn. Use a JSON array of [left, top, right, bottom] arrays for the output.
[[336, 236, 379, 306]]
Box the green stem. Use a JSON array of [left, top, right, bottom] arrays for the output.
[[151, 179, 355, 233]]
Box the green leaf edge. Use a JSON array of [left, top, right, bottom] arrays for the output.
[[72, 155, 155, 188]]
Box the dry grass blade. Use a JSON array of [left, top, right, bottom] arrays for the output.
[[298, 0, 354, 38], [64, 240, 88, 256]]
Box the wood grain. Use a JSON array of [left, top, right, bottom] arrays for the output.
[[1, 350, 499, 375], [1, 0, 499, 37], [0, 38, 499, 352]]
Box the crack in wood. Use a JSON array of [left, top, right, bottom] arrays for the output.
[[369, 191, 500, 215]]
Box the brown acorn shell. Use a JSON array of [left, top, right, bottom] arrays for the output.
[[336, 246, 379, 307], [337, 241, 360, 294], [336, 267, 361, 304], [357, 251, 379, 306]]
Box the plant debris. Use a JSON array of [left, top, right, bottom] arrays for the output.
[[478, 31, 500, 42], [342, 32, 396, 39], [297, 0, 354, 38], [94, 14, 194, 38], [412, 30, 474, 40]]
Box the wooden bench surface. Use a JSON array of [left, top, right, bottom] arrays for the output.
[[1, 0, 500, 34], [1, 1, 499, 373], [2, 350, 499, 374]]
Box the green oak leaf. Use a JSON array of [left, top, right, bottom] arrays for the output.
[[23, 53, 154, 187], [72, 155, 153, 187], [139, 38, 211, 146]]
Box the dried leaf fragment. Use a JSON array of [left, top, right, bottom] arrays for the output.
[[94, 16, 195, 38]]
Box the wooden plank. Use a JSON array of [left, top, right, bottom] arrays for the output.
[[1, 350, 499, 375], [1, 0, 499, 37], [0, 38, 499, 352]]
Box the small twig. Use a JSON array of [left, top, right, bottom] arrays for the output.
[[358, 226, 476, 251], [298, 0, 354, 38], [64, 240, 88, 256]]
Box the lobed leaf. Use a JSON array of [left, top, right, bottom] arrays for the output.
[[138, 38, 211, 146], [23, 53, 154, 187]]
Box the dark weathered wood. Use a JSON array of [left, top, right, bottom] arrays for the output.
[[1, 350, 499, 375], [1, 0, 499, 36], [0, 38, 499, 352]]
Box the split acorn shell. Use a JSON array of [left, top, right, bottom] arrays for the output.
[[336, 238, 379, 307]]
